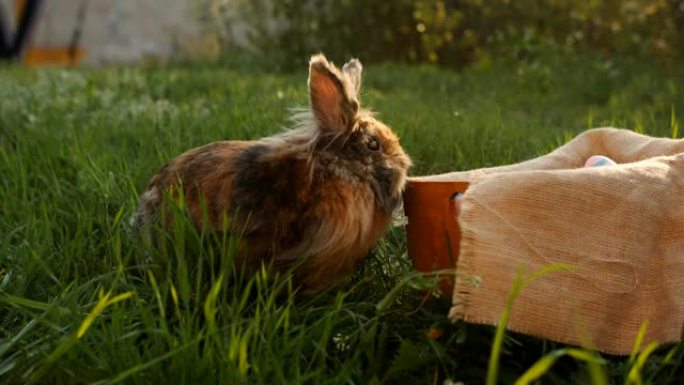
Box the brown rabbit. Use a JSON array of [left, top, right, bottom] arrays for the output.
[[133, 54, 411, 291]]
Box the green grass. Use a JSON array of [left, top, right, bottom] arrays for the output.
[[1, 53, 683, 384]]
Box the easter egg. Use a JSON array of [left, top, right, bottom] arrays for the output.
[[584, 155, 617, 168]]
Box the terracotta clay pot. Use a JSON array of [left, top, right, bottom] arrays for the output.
[[403, 180, 469, 297]]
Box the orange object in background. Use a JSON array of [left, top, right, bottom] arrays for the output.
[[403, 180, 469, 297], [13, 0, 85, 66], [22, 47, 84, 67]]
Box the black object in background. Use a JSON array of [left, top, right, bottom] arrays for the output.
[[0, 0, 43, 60]]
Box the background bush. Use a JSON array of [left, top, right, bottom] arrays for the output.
[[199, 0, 684, 70]]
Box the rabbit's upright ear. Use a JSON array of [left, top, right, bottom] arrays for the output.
[[342, 58, 362, 96], [309, 54, 359, 136]]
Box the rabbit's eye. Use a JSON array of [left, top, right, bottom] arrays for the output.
[[366, 137, 380, 152]]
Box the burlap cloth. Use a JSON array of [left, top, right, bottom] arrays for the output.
[[415, 127, 684, 354]]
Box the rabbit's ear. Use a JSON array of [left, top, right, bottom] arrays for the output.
[[309, 54, 359, 135], [342, 58, 362, 96]]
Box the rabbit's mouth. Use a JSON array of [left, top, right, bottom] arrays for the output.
[[371, 165, 407, 214]]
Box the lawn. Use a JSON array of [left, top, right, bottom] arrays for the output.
[[1, 53, 683, 384]]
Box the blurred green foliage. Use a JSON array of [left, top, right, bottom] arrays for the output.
[[200, 0, 684, 69]]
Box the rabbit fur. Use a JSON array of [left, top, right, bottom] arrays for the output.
[[133, 54, 411, 291]]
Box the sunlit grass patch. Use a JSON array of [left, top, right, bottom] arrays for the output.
[[1, 54, 683, 384]]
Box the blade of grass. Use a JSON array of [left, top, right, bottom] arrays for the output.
[[629, 320, 650, 364], [0, 294, 71, 317], [515, 348, 607, 385], [487, 263, 575, 385], [625, 341, 660, 385], [91, 339, 199, 385]]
